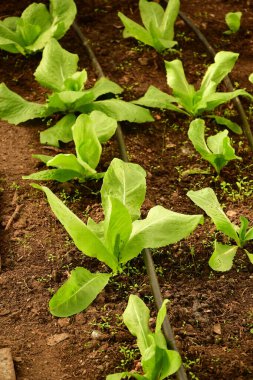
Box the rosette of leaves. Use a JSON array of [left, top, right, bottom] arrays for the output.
[[118, 0, 180, 52], [134, 51, 252, 134], [188, 119, 241, 174], [0, 0, 77, 55], [187, 187, 253, 271], [23, 111, 116, 182], [34, 158, 203, 317], [107, 295, 181, 380], [0, 39, 153, 147]]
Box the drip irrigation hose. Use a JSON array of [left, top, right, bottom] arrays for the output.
[[72, 21, 188, 380], [178, 10, 253, 152]]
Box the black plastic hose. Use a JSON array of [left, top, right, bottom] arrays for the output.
[[72, 21, 188, 380]]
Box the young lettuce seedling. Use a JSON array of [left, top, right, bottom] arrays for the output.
[[187, 187, 253, 271], [188, 119, 241, 174], [0, 39, 153, 146], [134, 51, 252, 133], [118, 0, 180, 53], [33, 158, 203, 316], [224, 12, 242, 35], [0, 0, 77, 55], [23, 111, 116, 182], [107, 295, 181, 380]]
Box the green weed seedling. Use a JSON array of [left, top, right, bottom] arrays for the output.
[[23, 112, 116, 182], [0, 0, 76, 55], [188, 119, 241, 174], [187, 187, 253, 271], [107, 295, 181, 379], [118, 0, 180, 53], [134, 51, 252, 133], [224, 12, 242, 35], [34, 158, 203, 317], [0, 39, 153, 146]]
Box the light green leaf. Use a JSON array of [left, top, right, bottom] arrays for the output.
[[139, 0, 164, 32], [187, 187, 239, 244], [199, 51, 239, 96], [118, 12, 153, 47], [123, 294, 152, 356], [33, 185, 117, 270], [40, 114, 77, 147], [165, 59, 195, 112], [160, 0, 180, 40], [46, 90, 94, 114], [0, 22, 24, 53], [101, 158, 146, 221], [23, 168, 84, 182], [238, 216, 249, 244], [104, 197, 132, 262], [121, 206, 204, 263], [0, 83, 46, 124], [90, 111, 117, 143], [249, 73, 253, 84], [47, 154, 86, 173], [155, 299, 169, 334], [188, 119, 240, 173], [49, 0, 77, 40], [34, 38, 78, 91], [133, 85, 188, 114], [64, 70, 87, 92], [49, 267, 111, 317], [80, 99, 154, 123], [208, 115, 242, 134], [225, 12, 242, 34], [244, 226, 253, 241], [90, 77, 123, 99], [107, 373, 147, 380], [72, 114, 102, 169], [32, 154, 53, 164], [199, 89, 253, 113], [209, 241, 238, 271]]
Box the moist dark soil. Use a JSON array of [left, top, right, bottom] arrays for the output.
[[0, 1, 253, 379]]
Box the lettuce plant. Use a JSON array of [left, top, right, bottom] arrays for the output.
[[34, 158, 203, 316], [187, 187, 253, 271], [118, 0, 180, 52], [0, 39, 153, 146], [134, 51, 252, 133], [188, 119, 241, 174], [224, 12, 242, 35], [107, 295, 181, 380], [23, 112, 116, 182], [0, 0, 76, 55]]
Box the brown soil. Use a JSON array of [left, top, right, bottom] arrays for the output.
[[0, 1, 253, 379]]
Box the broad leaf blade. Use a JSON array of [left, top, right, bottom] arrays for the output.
[[199, 51, 239, 96], [121, 206, 203, 263], [225, 12, 242, 34], [49, 267, 110, 316], [155, 299, 169, 334], [72, 114, 102, 169], [34, 38, 78, 91], [80, 99, 154, 123], [161, 0, 180, 40], [50, 0, 77, 40], [90, 77, 123, 99], [133, 85, 188, 114], [123, 295, 152, 356], [104, 197, 132, 262], [165, 59, 195, 112], [245, 250, 253, 265], [40, 114, 77, 147], [33, 185, 117, 270], [139, 0, 164, 32], [208, 115, 242, 134], [90, 111, 117, 143], [209, 241, 237, 271], [187, 187, 239, 243], [23, 168, 84, 182], [0, 83, 46, 124], [101, 158, 146, 221], [118, 12, 153, 47]]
